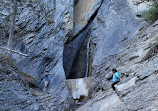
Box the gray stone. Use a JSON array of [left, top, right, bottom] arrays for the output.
[[73, 0, 102, 35], [99, 94, 125, 111], [77, 0, 158, 110], [91, 0, 140, 67], [1, 0, 74, 110], [122, 74, 158, 110], [66, 77, 92, 99], [115, 76, 138, 92], [76, 89, 126, 111], [1, 0, 158, 110], [0, 56, 40, 111], [13, 0, 74, 109]]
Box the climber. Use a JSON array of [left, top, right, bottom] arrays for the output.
[[111, 68, 120, 91], [43, 70, 52, 92]]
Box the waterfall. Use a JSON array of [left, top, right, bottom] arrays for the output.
[[85, 37, 90, 77]]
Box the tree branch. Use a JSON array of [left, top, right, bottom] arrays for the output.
[[0, 46, 28, 57], [7, 0, 17, 54]]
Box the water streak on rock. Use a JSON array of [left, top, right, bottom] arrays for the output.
[[85, 37, 91, 77]]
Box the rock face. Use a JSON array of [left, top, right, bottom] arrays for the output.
[[0, 55, 40, 111], [0, 0, 158, 110], [77, 73, 158, 111], [76, 0, 158, 110], [0, 0, 74, 110], [13, 0, 73, 94], [91, 0, 140, 66], [63, 0, 102, 79], [116, 76, 138, 92], [73, 0, 102, 35], [77, 92, 126, 111]]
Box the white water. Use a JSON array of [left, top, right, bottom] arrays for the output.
[[85, 37, 91, 77]]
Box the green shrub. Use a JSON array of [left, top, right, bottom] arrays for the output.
[[45, 17, 54, 25], [29, 0, 33, 3], [142, 0, 158, 22], [48, 18, 54, 25], [5, 15, 10, 21]]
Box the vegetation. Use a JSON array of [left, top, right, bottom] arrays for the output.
[[20, 72, 35, 80], [47, 17, 55, 25], [142, 0, 158, 22], [28, 0, 33, 3], [5, 15, 11, 22], [0, 1, 11, 22], [28, 0, 55, 25]]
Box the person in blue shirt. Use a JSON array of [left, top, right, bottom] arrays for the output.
[[111, 68, 120, 91]]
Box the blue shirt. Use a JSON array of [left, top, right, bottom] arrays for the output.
[[112, 72, 119, 82]]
